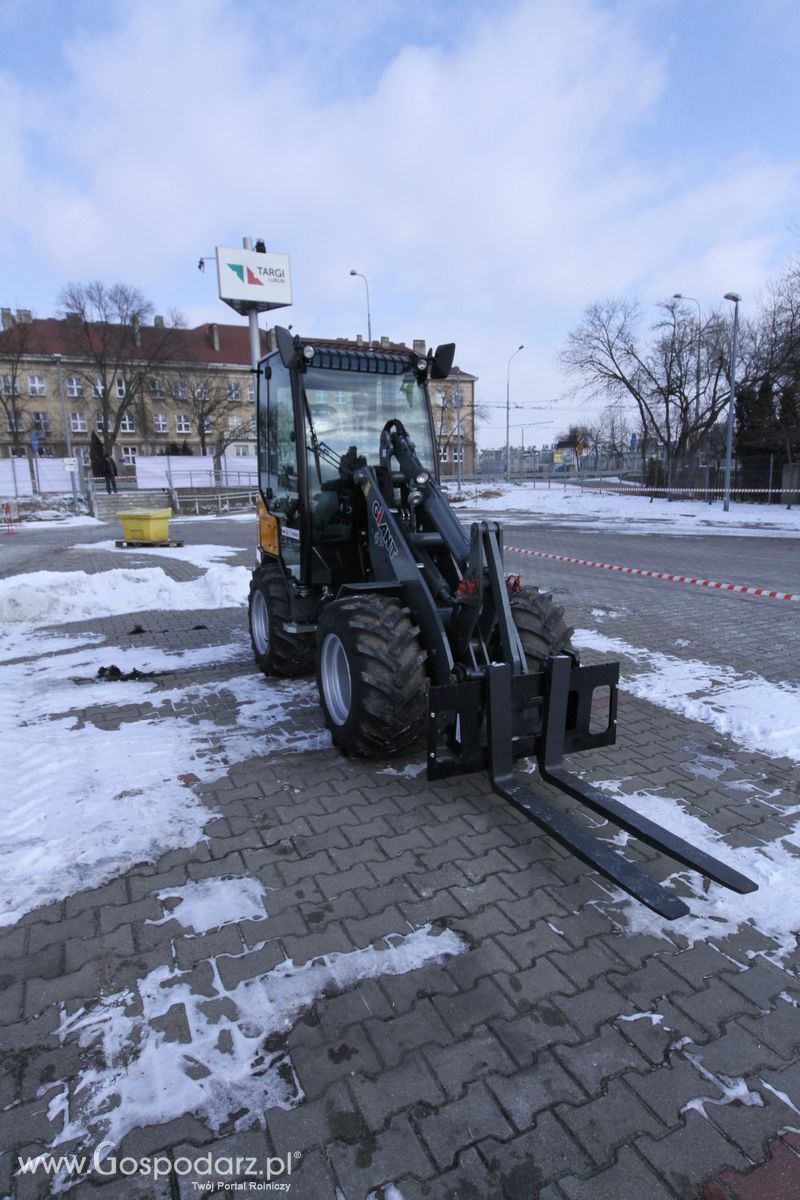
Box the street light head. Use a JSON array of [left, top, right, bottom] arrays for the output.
[[349, 269, 357, 276], [518, 344, 524, 351], [672, 293, 683, 300], [724, 292, 741, 303]]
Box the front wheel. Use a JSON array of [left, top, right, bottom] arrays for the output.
[[317, 595, 428, 757]]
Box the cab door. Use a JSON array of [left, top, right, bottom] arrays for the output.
[[257, 353, 301, 571]]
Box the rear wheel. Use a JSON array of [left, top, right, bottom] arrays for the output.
[[510, 585, 575, 672], [249, 560, 315, 678], [317, 594, 427, 757]]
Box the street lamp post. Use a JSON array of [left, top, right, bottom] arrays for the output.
[[505, 344, 524, 481], [672, 293, 702, 427], [349, 270, 372, 345], [722, 292, 741, 513]]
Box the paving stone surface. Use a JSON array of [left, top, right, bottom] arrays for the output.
[[0, 512, 798, 1198]]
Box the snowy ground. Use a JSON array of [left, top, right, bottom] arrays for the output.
[[448, 480, 800, 538], [0, 556, 323, 926]]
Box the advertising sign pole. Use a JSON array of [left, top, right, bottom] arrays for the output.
[[242, 236, 262, 371]]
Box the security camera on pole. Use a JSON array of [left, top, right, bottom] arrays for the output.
[[213, 238, 293, 370]]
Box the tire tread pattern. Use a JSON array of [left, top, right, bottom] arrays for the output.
[[317, 595, 427, 757]]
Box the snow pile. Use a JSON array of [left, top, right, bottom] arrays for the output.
[[50, 924, 463, 1178], [0, 565, 250, 625], [575, 629, 800, 763]]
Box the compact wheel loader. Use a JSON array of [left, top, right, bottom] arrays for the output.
[[248, 327, 756, 920]]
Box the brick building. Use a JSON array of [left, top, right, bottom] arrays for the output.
[[0, 309, 476, 477]]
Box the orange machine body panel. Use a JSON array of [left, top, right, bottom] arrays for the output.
[[257, 495, 280, 557]]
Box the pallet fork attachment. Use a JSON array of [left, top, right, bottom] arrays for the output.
[[484, 658, 757, 920]]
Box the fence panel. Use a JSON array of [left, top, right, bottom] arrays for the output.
[[135, 456, 215, 489], [221, 456, 257, 487], [33, 458, 78, 494], [0, 457, 34, 497]]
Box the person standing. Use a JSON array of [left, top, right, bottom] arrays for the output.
[[103, 453, 118, 495]]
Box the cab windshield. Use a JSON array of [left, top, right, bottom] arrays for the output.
[[302, 368, 435, 488]]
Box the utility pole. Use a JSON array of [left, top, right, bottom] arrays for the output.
[[242, 237, 262, 371], [505, 344, 524, 482]]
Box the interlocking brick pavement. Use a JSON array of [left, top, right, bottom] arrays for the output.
[[1, 514, 799, 1198]]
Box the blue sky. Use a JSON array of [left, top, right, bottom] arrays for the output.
[[2, 0, 798, 446]]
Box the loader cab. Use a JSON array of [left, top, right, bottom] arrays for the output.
[[256, 333, 440, 588]]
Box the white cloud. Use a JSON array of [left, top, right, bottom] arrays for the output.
[[3, 0, 799, 445]]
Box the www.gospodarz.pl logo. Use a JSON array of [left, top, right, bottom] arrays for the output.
[[17, 1147, 299, 1191]]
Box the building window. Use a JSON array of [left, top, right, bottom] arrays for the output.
[[453, 447, 464, 463], [6, 414, 24, 432], [173, 380, 187, 401], [439, 444, 449, 463], [92, 377, 103, 398], [227, 382, 241, 402], [70, 411, 87, 433], [119, 413, 136, 434], [120, 446, 137, 465], [247, 381, 255, 403], [228, 415, 241, 431], [66, 375, 84, 398], [234, 444, 250, 456], [153, 413, 168, 433], [150, 377, 166, 399], [201, 417, 213, 433], [2, 374, 19, 396], [78, 446, 91, 465], [115, 377, 126, 399], [32, 412, 51, 432], [248, 416, 256, 435], [28, 375, 46, 396], [175, 414, 191, 434], [95, 412, 106, 432]]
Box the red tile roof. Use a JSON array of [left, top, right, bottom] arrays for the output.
[[4, 318, 476, 377]]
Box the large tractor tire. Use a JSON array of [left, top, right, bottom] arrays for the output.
[[249, 560, 315, 678], [509, 585, 575, 672], [316, 594, 428, 757]]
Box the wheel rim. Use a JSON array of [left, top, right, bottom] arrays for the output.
[[320, 633, 351, 726], [251, 589, 270, 655]]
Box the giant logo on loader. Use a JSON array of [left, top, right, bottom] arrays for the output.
[[371, 499, 398, 558]]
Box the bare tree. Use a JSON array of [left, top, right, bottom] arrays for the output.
[[58, 281, 183, 454], [560, 298, 732, 459], [168, 366, 247, 458], [738, 261, 800, 462], [0, 315, 38, 454]]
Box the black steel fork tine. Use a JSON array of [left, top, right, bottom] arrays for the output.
[[486, 663, 756, 920]]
